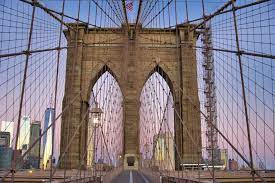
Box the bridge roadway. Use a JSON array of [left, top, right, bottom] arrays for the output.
[[0, 169, 153, 183], [1, 169, 275, 182], [111, 170, 151, 183]]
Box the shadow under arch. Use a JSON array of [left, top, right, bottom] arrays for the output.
[[143, 64, 175, 97], [86, 64, 124, 101]]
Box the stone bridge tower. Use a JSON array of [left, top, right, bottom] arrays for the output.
[[60, 23, 202, 170]]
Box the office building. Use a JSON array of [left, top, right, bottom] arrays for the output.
[[29, 121, 41, 169], [219, 149, 228, 170], [153, 133, 175, 170], [0, 146, 12, 169], [17, 116, 31, 150], [0, 121, 14, 147], [29, 121, 41, 157], [0, 131, 10, 147], [42, 108, 55, 169]]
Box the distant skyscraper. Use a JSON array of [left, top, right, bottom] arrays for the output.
[[29, 121, 41, 169], [154, 135, 165, 161], [0, 121, 14, 147], [153, 133, 175, 170], [219, 149, 228, 170], [29, 121, 41, 157], [42, 108, 55, 169], [17, 116, 30, 150]]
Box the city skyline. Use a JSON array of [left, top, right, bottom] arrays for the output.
[[0, 1, 274, 182], [0, 107, 55, 169]]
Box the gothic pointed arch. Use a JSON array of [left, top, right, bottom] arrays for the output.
[[86, 64, 124, 102]]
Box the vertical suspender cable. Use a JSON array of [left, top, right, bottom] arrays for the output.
[[135, 0, 143, 30], [11, 1, 36, 182], [50, 0, 65, 182], [122, 0, 129, 30], [230, 1, 255, 182], [174, 0, 182, 175], [185, 0, 189, 23]]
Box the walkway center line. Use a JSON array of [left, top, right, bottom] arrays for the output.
[[129, 170, 133, 183]]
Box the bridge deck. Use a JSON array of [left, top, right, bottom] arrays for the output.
[[111, 170, 151, 183], [1, 169, 275, 182]]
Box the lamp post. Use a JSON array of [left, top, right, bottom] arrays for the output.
[[89, 102, 103, 127], [144, 143, 149, 168], [118, 154, 122, 167], [89, 102, 103, 178]]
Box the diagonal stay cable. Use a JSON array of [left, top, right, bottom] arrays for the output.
[[139, 0, 150, 24], [52, 107, 89, 177], [19, 0, 76, 31], [106, 0, 123, 25], [134, 0, 143, 30], [143, 0, 173, 28], [150, 71, 217, 181], [145, 72, 215, 180], [143, 75, 184, 175], [122, 0, 129, 28], [110, 0, 124, 22], [73, 125, 96, 179], [141, 0, 159, 26], [91, 0, 120, 27], [159, 59, 266, 182], [140, 0, 158, 25]]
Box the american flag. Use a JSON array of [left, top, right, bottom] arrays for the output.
[[126, 1, 133, 11]]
